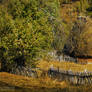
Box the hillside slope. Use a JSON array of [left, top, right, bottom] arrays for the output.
[[60, 1, 92, 58]]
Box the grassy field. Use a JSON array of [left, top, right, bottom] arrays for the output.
[[37, 60, 92, 72], [0, 60, 92, 92], [0, 72, 92, 92], [0, 72, 66, 89]]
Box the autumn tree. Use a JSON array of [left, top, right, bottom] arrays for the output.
[[0, 0, 60, 71], [64, 17, 92, 57]]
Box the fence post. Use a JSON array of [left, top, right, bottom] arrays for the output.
[[58, 67, 59, 73]]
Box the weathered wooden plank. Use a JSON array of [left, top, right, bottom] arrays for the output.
[[48, 67, 92, 84]]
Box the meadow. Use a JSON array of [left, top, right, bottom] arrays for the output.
[[37, 60, 92, 72], [0, 60, 92, 92]]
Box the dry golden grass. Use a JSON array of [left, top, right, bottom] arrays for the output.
[[0, 59, 92, 89], [0, 72, 67, 89], [37, 60, 92, 72], [0, 60, 92, 91], [0, 61, 72, 88], [0, 72, 92, 92]]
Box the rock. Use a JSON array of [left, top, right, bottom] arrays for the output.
[[9, 66, 38, 78]]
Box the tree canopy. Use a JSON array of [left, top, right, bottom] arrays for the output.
[[0, 0, 92, 72], [0, 0, 61, 69]]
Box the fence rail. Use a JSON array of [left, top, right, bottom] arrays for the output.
[[48, 67, 92, 84]]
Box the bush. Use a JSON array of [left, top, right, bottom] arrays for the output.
[[0, 0, 60, 70]]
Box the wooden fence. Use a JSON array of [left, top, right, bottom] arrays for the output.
[[48, 67, 92, 85]]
